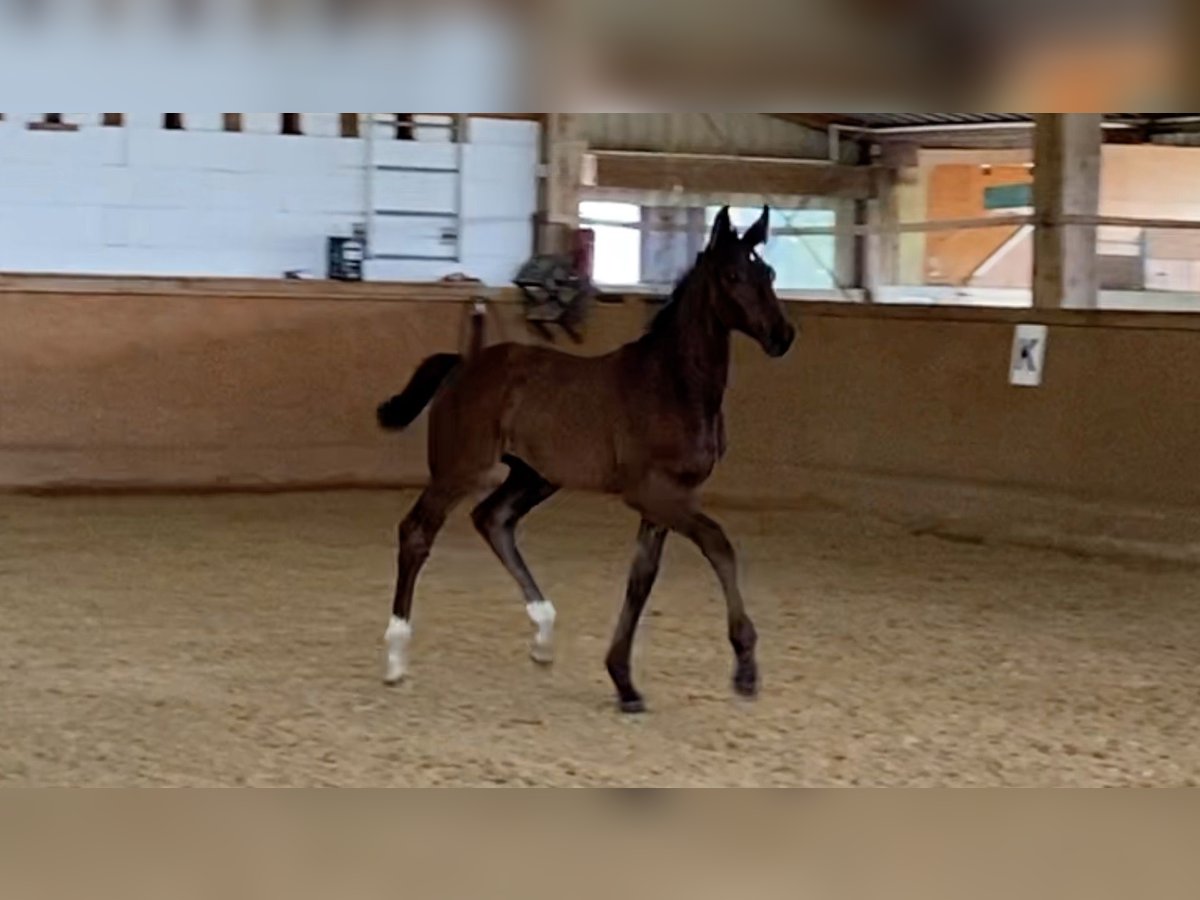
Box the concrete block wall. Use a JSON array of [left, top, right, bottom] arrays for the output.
[[0, 114, 539, 284]]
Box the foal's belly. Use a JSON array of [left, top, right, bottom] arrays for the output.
[[506, 418, 720, 496], [505, 428, 620, 493]]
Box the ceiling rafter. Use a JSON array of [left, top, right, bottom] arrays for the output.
[[766, 113, 850, 131]]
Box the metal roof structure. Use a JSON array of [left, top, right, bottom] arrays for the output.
[[765, 114, 1200, 151], [835, 114, 1033, 129], [774, 114, 1200, 133]]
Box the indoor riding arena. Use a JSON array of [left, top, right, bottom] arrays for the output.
[[5, 114, 1200, 787]]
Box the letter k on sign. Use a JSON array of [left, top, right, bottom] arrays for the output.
[[1010, 324, 1048, 387]]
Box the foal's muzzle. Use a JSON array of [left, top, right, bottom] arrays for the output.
[[766, 322, 796, 358]]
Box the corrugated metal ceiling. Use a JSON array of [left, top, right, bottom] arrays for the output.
[[582, 113, 834, 158], [848, 113, 1029, 128], [822, 113, 1199, 130]]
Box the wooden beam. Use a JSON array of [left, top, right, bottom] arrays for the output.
[[467, 113, 545, 123], [592, 151, 875, 200]]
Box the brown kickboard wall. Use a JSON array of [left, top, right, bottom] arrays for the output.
[[3, 276, 1200, 515]]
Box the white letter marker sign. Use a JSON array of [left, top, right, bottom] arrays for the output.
[[1010, 324, 1048, 387]]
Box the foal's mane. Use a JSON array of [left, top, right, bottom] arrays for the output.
[[645, 256, 710, 336]]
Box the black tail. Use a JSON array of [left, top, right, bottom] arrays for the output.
[[376, 353, 462, 431]]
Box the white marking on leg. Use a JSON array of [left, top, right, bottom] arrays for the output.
[[384, 616, 412, 684], [527, 600, 556, 664]]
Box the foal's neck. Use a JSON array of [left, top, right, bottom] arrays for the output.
[[655, 275, 730, 417]]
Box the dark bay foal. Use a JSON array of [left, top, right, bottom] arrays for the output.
[[376, 206, 795, 712]]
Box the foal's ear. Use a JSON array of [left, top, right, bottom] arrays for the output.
[[708, 206, 735, 250], [742, 206, 770, 248]]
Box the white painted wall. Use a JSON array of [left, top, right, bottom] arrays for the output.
[[0, 114, 539, 285]]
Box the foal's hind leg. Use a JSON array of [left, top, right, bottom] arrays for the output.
[[385, 483, 467, 684], [471, 459, 559, 664]]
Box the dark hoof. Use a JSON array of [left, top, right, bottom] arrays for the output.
[[733, 664, 759, 699], [619, 697, 647, 715]]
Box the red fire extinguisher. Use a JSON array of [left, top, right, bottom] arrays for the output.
[[573, 227, 595, 281]]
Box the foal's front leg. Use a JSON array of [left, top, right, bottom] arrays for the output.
[[630, 486, 759, 700], [681, 510, 759, 698], [606, 520, 668, 713]]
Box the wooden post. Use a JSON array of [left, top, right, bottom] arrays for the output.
[[1033, 114, 1101, 309], [833, 198, 860, 292], [538, 114, 585, 255], [864, 167, 900, 300], [893, 150, 929, 287]]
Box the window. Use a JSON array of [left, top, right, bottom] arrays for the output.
[[984, 183, 1033, 210], [163, 113, 184, 130], [580, 201, 642, 286], [394, 114, 416, 140], [706, 206, 837, 291], [579, 201, 839, 289], [281, 113, 302, 135], [27, 114, 77, 132]]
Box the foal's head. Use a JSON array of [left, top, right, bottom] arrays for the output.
[[702, 206, 796, 358]]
